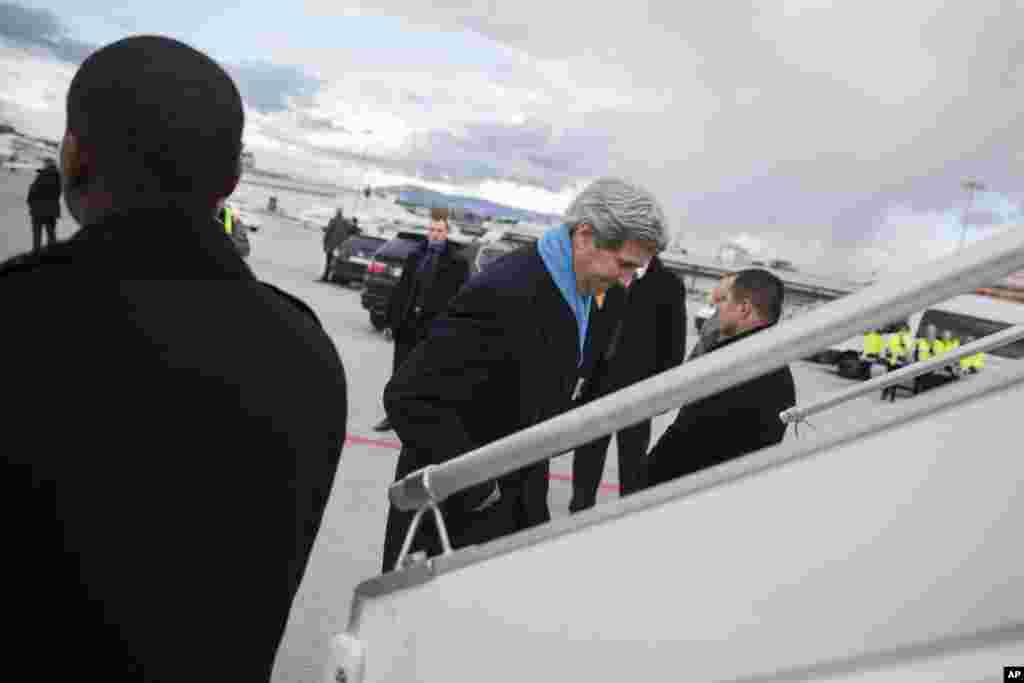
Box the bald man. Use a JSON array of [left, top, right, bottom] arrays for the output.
[[1, 36, 347, 680]]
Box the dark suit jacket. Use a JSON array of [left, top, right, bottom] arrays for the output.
[[385, 240, 470, 340], [646, 325, 796, 488], [589, 255, 687, 398], [381, 243, 606, 570], [1, 209, 348, 681], [27, 166, 62, 219], [322, 216, 355, 253]]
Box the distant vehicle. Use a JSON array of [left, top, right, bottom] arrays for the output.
[[360, 231, 476, 330], [694, 303, 717, 333], [328, 234, 388, 286], [463, 229, 541, 276]]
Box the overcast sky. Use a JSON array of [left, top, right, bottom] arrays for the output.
[[2, 0, 1023, 277]]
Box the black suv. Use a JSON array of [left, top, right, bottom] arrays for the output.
[[360, 230, 476, 330], [328, 233, 388, 286]]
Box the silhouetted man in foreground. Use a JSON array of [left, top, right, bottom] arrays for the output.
[[1, 36, 348, 681]]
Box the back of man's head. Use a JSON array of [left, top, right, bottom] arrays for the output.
[[732, 268, 785, 324], [66, 35, 244, 205]]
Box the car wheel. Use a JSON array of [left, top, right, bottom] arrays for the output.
[[837, 355, 868, 380]]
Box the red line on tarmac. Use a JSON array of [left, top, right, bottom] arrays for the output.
[[547, 471, 620, 493], [346, 434, 403, 449], [344, 434, 621, 494]]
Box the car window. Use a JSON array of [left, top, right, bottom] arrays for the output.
[[378, 237, 424, 261], [348, 237, 386, 253], [478, 246, 510, 270]]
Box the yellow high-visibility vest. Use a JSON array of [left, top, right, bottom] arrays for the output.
[[888, 333, 906, 363], [932, 339, 946, 356], [223, 206, 234, 235], [863, 331, 883, 355], [917, 339, 932, 362]]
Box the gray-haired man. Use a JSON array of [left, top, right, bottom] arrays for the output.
[[380, 177, 668, 571]]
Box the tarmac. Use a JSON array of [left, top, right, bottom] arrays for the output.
[[1, 167, 939, 682]]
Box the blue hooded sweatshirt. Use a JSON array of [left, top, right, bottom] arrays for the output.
[[537, 224, 593, 367]]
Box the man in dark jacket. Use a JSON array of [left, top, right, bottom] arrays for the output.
[[569, 254, 687, 512], [645, 268, 795, 488], [373, 208, 469, 431], [320, 208, 356, 281], [1, 36, 347, 682], [26, 158, 62, 252], [380, 178, 668, 572]]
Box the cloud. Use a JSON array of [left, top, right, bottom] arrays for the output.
[[305, 1, 1024, 259], [0, 2, 63, 45], [0, 1, 94, 63], [225, 61, 324, 115], [7, 0, 1024, 275], [0, 2, 323, 116]]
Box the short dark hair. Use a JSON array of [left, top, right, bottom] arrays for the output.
[[730, 268, 785, 323], [66, 35, 244, 198]]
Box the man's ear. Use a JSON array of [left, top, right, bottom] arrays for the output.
[[60, 131, 90, 187], [214, 170, 241, 207], [572, 222, 594, 248]]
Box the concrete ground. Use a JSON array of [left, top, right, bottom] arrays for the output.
[[3, 169, 968, 682]]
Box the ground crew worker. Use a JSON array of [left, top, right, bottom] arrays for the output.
[[222, 203, 233, 233], [899, 325, 913, 360], [958, 336, 986, 374], [931, 327, 947, 357], [939, 330, 960, 374], [915, 337, 931, 362], [886, 327, 908, 368], [916, 324, 938, 362]]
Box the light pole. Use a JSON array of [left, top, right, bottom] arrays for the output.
[[959, 179, 985, 251]]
